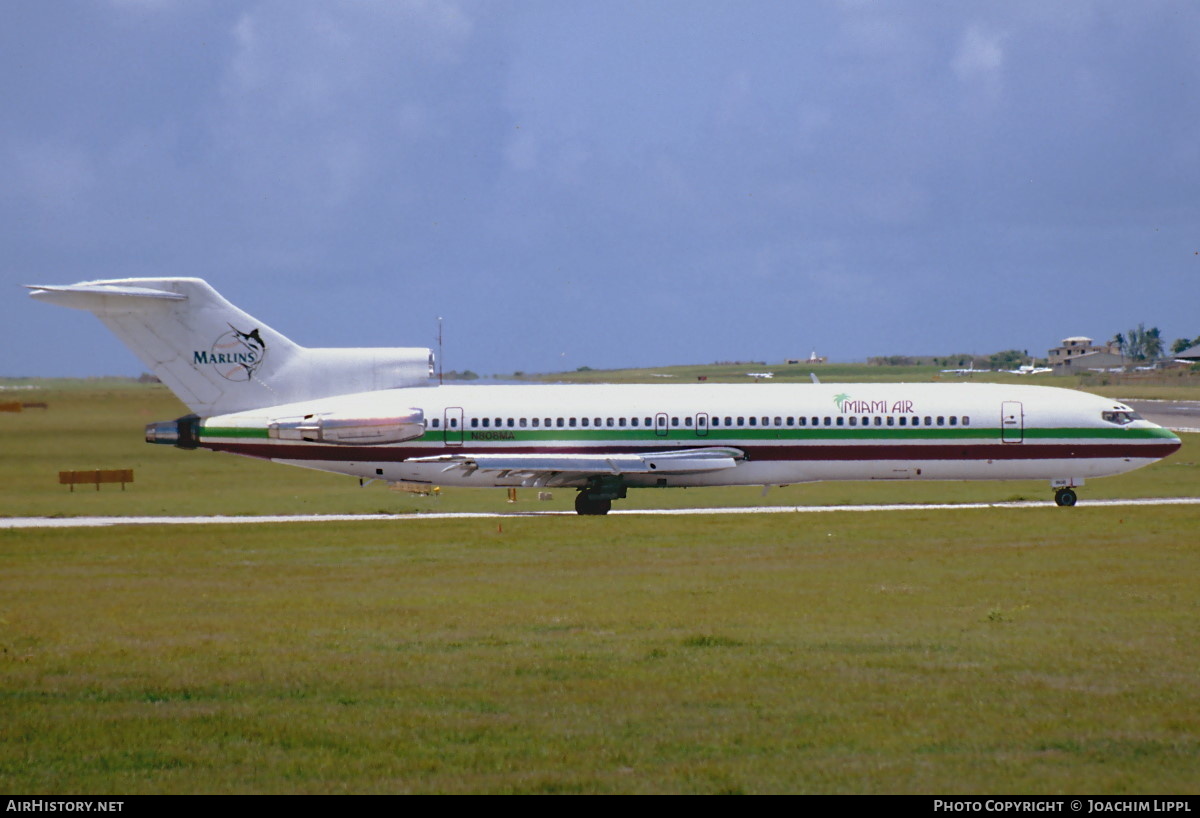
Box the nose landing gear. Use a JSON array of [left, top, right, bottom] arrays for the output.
[[1054, 487, 1077, 507]]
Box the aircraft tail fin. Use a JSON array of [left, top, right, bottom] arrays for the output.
[[28, 278, 433, 415]]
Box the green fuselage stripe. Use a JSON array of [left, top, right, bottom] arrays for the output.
[[198, 425, 1175, 443]]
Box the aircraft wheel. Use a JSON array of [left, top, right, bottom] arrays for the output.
[[575, 492, 611, 516], [1054, 488, 1077, 507]]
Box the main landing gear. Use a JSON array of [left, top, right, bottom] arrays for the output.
[[1054, 487, 1078, 507], [574, 475, 627, 516], [574, 491, 612, 516]]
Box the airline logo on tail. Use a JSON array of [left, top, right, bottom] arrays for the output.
[[192, 325, 267, 381]]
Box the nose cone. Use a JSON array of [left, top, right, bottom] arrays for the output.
[[1165, 432, 1183, 456], [1142, 421, 1183, 458]]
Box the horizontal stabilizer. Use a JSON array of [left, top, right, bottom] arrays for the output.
[[26, 282, 187, 311]]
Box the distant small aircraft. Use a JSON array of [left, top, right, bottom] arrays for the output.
[[1007, 365, 1053, 375], [745, 372, 774, 379], [28, 278, 1181, 514], [941, 366, 991, 375]]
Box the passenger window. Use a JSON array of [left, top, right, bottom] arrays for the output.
[[874, 417, 882, 426], [432, 418, 440, 428], [631, 418, 638, 427], [671, 417, 679, 427], [899, 417, 906, 426], [737, 417, 744, 426], [949, 416, 957, 426], [618, 418, 625, 427], [924, 417, 932, 425], [557, 418, 565, 428], [644, 417, 652, 426], [581, 418, 589, 427], [569, 418, 576, 427], [886, 416, 894, 426], [798, 417, 807, 427], [823, 417, 831, 427], [482, 418, 490, 428], [519, 418, 527, 428], [507, 418, 514, 428], [532, 418, 539, 428], [849, 416, 857, 426], [684, 417, 692, 426], [911, 416, 919, 427], [937, 416, 945, 426], [749, 417, 757, 426], [836, 417, 844, 426], [594, 418, 601, 427], [786, 417, 794, 426], [450, 418, 457, 428], [470, 418, 479, 428], [762, 417, 769, 426], [963, 417, 970, 426]]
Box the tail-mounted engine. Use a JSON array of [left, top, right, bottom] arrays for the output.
[[267, 409, 425, 445]]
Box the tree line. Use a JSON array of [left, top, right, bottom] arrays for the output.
[[1110, 324, 1198, 361]]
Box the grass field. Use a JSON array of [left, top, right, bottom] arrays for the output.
[[1, 381, 1198, 793], [513, 361, 1200, 401]]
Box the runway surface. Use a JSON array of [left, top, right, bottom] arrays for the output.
[[4, 497, 1199, 528], [1124, 400, 1200, 433]]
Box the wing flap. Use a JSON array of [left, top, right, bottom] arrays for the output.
[[409, 447, 744, 478]]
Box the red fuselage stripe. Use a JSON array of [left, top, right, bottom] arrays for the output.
[[203, 440, 1181, 463]]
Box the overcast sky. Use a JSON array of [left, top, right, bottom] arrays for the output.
[[4, 0, 1199, 377]]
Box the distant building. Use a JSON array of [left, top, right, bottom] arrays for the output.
[[1175, 344, 1200, 362], [1049, 336, 1124, 372], [1049, 337, 1118, 365]]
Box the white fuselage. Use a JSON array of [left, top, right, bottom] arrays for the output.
[[196, 381, 1181, 490]]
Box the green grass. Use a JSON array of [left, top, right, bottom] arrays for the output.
[[2, 510, 1199, 793], [512, 361, 1200, 400], [2, 381, 1199, 793]]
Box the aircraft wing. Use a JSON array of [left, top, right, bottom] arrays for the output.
[[408, 446, 744, 484]]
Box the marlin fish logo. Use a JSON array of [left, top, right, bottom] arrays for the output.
[[231, 326, 266, 355], [834, 393, 850, 411], [194, 324, 268, 381]]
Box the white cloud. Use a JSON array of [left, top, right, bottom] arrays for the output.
[[212, 1, 478, 212], [952, 24, 1005, 84]]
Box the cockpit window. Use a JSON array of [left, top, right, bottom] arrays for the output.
[[1102, 410, 1142, 425]]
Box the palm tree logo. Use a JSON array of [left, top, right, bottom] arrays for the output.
[[834, 393, 850, 411]]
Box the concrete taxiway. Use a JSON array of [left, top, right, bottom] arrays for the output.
[[1124, 400, 1200, 433], [4, 496, 1199, 528]]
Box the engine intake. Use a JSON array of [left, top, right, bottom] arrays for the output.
[[268, 409, 425, 445]]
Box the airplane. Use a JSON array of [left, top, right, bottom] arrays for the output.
[[1007, 365, 1054, 375], [28, 278, 1182, 514]]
